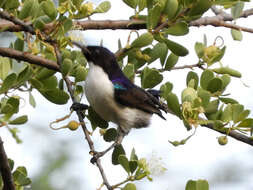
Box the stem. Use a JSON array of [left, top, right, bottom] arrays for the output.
[[0, 137, 16, 190]]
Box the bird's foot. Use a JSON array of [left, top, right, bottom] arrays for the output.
[[90, 132, 125, 164], [70, 102, 89, 111]]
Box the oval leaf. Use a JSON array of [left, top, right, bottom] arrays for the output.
[[164, 39, 188, 56], [165, 22, 189, 36], [112, 144, 126, 165], [9, 115, 28, 125], [103, 128, 117, 142], [141, 67, 163, 89], [118, 155, 130, 173], [0, 73, 17, 94], [207, 78, 223, 93], [40, 89, 69, 104], [167, 92, 181, 118], [131, 32, 153, 48]]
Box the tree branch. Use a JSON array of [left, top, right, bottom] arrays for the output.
[[1, 8, 253, 33], [0, 137, 16, 190], [0, 47, 59, 71]]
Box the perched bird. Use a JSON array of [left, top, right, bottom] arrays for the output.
[[72, 42, 167, 140]]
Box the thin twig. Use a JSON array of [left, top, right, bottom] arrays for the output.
[[0, 137, 16, 190], [53, 43, 113, 190]]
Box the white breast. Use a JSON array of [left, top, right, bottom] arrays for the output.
[[85, 62, 151, 134]]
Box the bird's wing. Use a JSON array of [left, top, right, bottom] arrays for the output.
[[113, 81, 166, 120]]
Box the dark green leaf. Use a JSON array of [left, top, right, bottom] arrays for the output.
[[14, 38, 24, 51], [9, 115, 28, 125], [129, 161, 138, 173], [40, 89, 69, 105], [103, 128, 117, 142], [148, 3, 162, 29], [123, 0, 137, 9], [160, 82, 173, 99], [141, 67, 163, 88], [150, 43, 168, 65], [131, 32, 154, 48], [123, 63, 135, 81], [87, 107, 108, 130], [41, 76, 58, 89], [165, 22, 189, 36], [164, 52, 178, 70], [112, 144, 126, 165], [167, 92, 181, 118], [36, 68, 56, 80], [219, 97, 238, 104], [118, 155, 130, 173], [207, 78, 223, 93], [186, 71, 199, 89], [188, 0, 212, 16], [164, 38, 188, 56], [200, 70, 214, 90], [163, 0, 178, 19], [0, 73, 17, 94]]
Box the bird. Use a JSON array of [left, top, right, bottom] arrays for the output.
[[72, 42, 167, 142]]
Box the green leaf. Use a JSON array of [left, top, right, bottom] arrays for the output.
[[231, 104, 244, 123], [0, 57, 11, 80], [200, 70, 214, 90], [194, 42, 205, 58], [212, 67, 241, 78], [112, 145, 126, 165], [123, 63, 135, 81], [4, 0, 19, 10], [164, 38, 188, 56], [19, 0, 36, 19], [30, 78, 43, 89], [40, 89, 69, 104], [160, 82, 173, 99], [118, 155, 130, 173], [131, 32, 154, 48], [13, 166, 31, 186], [147, 3, 162, 29], [219, 97, 238, 104], [188, 0, 212, 16], [36, 68, 56, 80], [61, 58, 73, 76], [231, 29, 243, 41], [231, 2, 244, 19], [123, 0, 137, 9], [165, 22, 189, 36], [129, 160, 138, 173], [197, 88, 210, 107], [75, 66, 88, 82], [33, 15, 51, 30], [185, 179, 209, 190], [182, 87, 197, 103], [63, 18, 73, 33], [14, 38, 24, 51], [41, 0, 57, 20], [234, 110, 250, 123], [0, 73, 17, 94], [17, 65, 33, 85], [237, 118, 253, 128], [130, 148, 138, 161], [221, 104, 233, 122], [103, 128, 117, 142], [163, 0, 178, 19], [94, 1, 111, 13], [150, 43, 168, 65], [122, 183, 137, 190], [9, 115, 28, 125], [220, 74, 231, 91], [138, 0, 146, 12], [186, 71, 199, 89], [29, 92, 36, 108], [8, 159, 14, 171], [205, 99, 219, 114], [87, 107, 108, 130], [164, 53, 178, 70], [141, 67, 163, 88], [41, 75, 58, 89], [166, 92, 181, 118], [207, 78, 223, 93]]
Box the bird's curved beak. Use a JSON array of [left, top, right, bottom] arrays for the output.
[[71, 41, 91, 55]]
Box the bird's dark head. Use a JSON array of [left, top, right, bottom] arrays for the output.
[[72, 42, 121, 76]]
